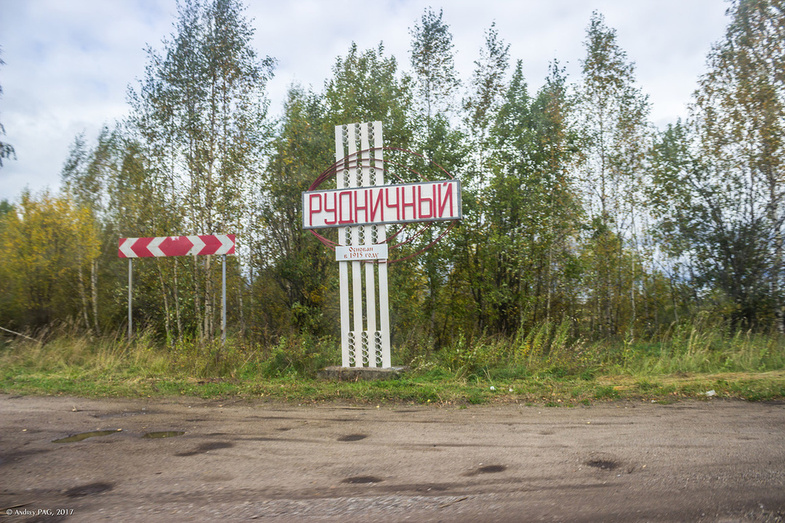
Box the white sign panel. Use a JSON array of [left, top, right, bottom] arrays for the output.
[[335, 244, 388, 261], [303, 179, 461, 229]]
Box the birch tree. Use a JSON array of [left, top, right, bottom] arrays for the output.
[[409, 7, 460, 126], [128, 0, 275, 341], [463, 22, 509, 189], [574, 11, 651, 337], [0, 48, 15, 168], [650, 0, 785, 327]]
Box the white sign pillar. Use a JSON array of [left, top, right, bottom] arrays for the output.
[[304, 121, 461, 369], [335, 122, 392, 368]]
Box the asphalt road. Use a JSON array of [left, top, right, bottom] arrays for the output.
[[1, 395, 784, 522]]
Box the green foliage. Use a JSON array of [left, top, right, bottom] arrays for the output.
[[409, 7, 460, 121], [127, 0, 275, 343], [2, 1, 784, 361], [619, 317, 785, 375], [253, 86, 335, 339], [573, 11, 652, 339], [259, 336, 338, 378], [324, 42, 414, 146], [593, 386, 619, 400], [647, 0, 785, 328], [0, 191, 99, 329]]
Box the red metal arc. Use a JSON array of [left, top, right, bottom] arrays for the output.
[[307, 147, 458, 263]]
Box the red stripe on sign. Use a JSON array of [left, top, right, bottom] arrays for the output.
[[199, 235, 222, 255], [131, 237, 154, 257]]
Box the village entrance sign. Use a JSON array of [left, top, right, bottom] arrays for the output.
[[302, 121, 462, 369]]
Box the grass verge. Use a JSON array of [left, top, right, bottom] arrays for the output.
[[2, 362, 784, 406], [1, 324, 784, 406]]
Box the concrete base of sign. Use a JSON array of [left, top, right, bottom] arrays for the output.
[[318, 366, 409, 381]]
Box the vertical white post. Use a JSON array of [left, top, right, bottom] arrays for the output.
[[128, 259, 133, 340], [336, 126, 352, 367], [360, 125, 376, 366], [335, 121, 392, 368], [369, 121, 391, 367], [221, 254, 227, 345], [347, 124, 364, 366]]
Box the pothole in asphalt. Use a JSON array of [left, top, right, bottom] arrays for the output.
[[143, 431, 185, 439], [53, 430, 122, 443], [175, 441, 234, 456], [64, 482, 114, 497], [338, 434, 368, 442], [464, 464, 507, 476], [342, 476, 383, 484], [586, 459, 620, 471], [93, 410, 150, 419], [480, 465, 506, 473]]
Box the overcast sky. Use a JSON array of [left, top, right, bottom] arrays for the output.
[[0, 0, 731, 202]]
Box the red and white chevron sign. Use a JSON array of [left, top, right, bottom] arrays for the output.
[[118, 235, 235, 258]]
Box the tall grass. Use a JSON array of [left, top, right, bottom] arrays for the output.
[[618, 320, 785, 375], [416, 317, 785, 380], [2, 317, 784, 388], [0, 323, 339, 382], [420, 319, 598, 380]]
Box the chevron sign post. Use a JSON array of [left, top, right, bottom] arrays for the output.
[[119, 234, 236, 341]]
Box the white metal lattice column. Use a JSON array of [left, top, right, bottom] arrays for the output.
[[335, 121, 392, 368]]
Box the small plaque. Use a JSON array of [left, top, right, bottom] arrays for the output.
[[335, 244, 388, 261]]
